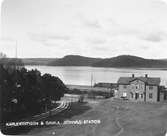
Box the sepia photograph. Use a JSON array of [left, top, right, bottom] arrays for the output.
[[1, 0, 167, 135]]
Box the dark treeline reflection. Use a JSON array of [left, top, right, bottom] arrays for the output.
[[0, 58, 67, 123]]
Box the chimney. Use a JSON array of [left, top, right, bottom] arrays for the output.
[[132, 74, 135, 78], [145, 74, 148, 78]]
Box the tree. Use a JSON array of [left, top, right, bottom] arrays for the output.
[[0, 64, 68, 123], [0, 52, 7, 58]]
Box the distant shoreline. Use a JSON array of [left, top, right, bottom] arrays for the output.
[[25, 65, 167, 71], [2, 55, 167, 69]]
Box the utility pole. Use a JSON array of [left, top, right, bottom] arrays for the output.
[[15, 40, 18, 58], [91, 73, 93, 88]]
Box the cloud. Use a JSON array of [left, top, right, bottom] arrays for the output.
[[84, 19, 101, 29], [0, 38, 17, 47], [159, 0, 167, 5], [47, 35, 71, 41], [139, 45, 150, 50], [107, 18, 118, 26], [28, 33, 47, 42], [76, 14, 102, 29], [105, 24, 141, 38], [143, 34, 162, 42], [141, 31, 167, 42], [86, 37, 106, 44], [105, 22, 167, 43], [27, 32, 71, 45]]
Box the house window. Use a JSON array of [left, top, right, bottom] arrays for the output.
[[135, 85, 140, 89], [130, 92, 133, 98], [149, 93, 153, 99], [123, 85, 127, 89], [149, 86, 153, 90], [135, 93, 139, 100], [123, 92, 127, 97], [141, 94, 143, 98]]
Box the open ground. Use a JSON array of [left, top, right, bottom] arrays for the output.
[[28, 98, 167, 136]]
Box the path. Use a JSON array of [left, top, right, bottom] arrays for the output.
[[114, 117, 124, 136]]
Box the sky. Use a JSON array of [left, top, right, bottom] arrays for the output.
[[1, 0, 167, 58]]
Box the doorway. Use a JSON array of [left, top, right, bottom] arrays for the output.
[[135, 93, 139, 100]]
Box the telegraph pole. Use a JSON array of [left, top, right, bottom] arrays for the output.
[[91, 73, 93, 88], [15, 41, 18, 58]]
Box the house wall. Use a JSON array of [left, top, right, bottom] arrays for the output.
[[159, 92, 165, 102], [129, 80, 145, 102], [145, 85, 158, 102], [118, 84, 130, 98], [118, 80, 159, 102]]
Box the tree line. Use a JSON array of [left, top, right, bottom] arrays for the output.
[[0, 58, 67, 123]]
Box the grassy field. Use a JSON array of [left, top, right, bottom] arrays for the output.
[[28, 99, 167, 136]]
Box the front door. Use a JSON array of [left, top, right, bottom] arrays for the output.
[[135, 93, 139, 100]]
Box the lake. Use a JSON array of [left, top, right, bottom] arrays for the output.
[[25, 66, 167, 86]]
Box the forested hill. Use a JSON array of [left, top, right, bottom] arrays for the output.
[[21, 58, 57, 65], [2, 55, 167, 68], [48, 55, 167, 68], [48, 55, 102, 66], [92, 55, 167, 68], [0, 58, 57, 65]]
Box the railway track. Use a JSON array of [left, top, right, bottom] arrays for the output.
[[1, 101, 69, 131], [32, 101, 69, 121]]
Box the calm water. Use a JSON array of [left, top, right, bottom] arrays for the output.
[[26, 66, 167, 86]]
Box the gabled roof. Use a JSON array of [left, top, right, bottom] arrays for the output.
[[117, 76, 160, 85]]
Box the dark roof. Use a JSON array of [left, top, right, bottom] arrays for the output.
[[117, 77, 160, 85], [94, 82, 112, 88]]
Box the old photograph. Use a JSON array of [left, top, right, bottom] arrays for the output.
[[1, 0, 167, 135]]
